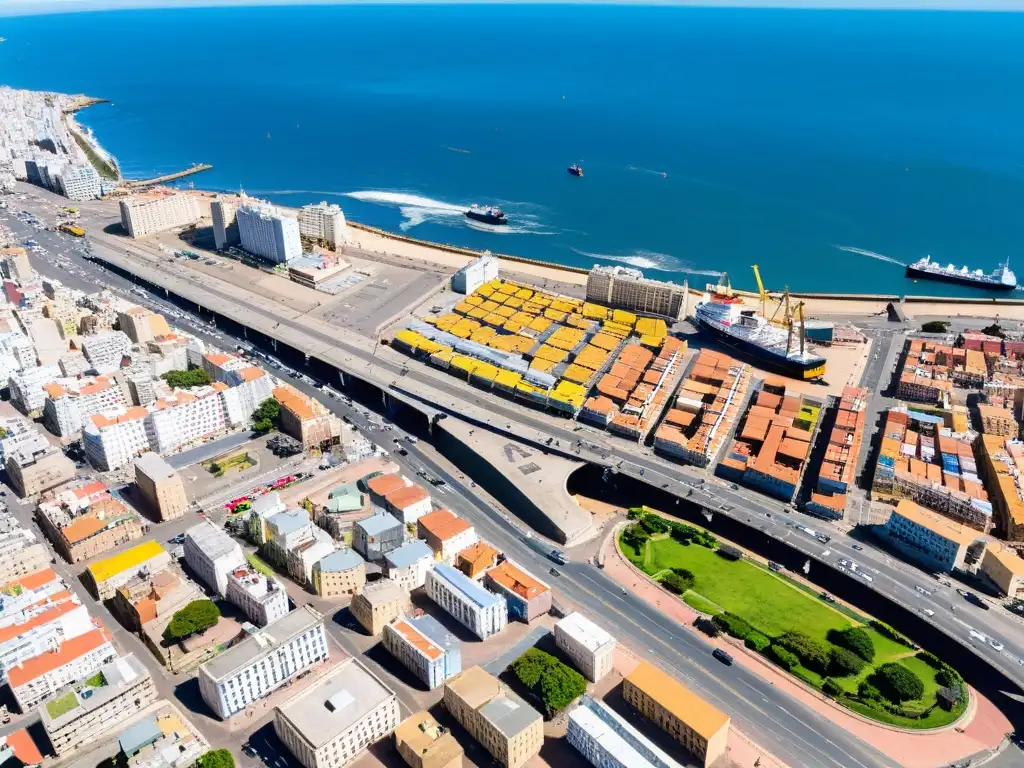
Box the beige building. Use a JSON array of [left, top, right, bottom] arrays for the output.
[[1, 246, 33, 282], [135, 452, 189, 521], [350, 579, 409, 635], [585, 265, 688, 320], [274, 658, 399, 768], [119, 189, 202, 238], [980, 545, 1024, 598], [978, 403, 1019, 438], [443, 667, 542, 768], [0, 513, 50, 580], [84, 541, 172, 600], [44, 495, 143, 564], [313, 549, 366, 598], [395, 711, 463, 768], [274, 384, 342, 449], [41, 654, 157, 756], [117, 307, 170, 344], [5, 432, 77, 498], [622, 662, 730, 768]]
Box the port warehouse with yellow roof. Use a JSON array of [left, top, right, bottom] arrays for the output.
[[84, 540, 171, 600], [391, 278, 684, 424]]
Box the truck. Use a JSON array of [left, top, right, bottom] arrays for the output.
[[58, 224, 86, 237]]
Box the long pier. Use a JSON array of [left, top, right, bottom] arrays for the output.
[[124, 163, 212, 189]]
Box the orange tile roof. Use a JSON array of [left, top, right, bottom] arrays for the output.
[[237, 367, 265, 382], [3, 567, 58, 593], [418, 509, 472, 542], [90, 407, 147, 428], [487, 560, 548, 599], [60, 515, 108, 545], [367, 474, 408, 496], [7, 626, 111, 687], [0, 599, 81, 644], [458, 542, 498, 567], [390, 619, 442, 660], [385, 485, 430, 509], [43, 383, 65, 398], [273, 385, 315, 420], [4, 729, 43, 765], [204, 353, 230, 366]]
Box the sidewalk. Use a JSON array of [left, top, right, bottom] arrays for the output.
[[601, 524, 1012, 768]]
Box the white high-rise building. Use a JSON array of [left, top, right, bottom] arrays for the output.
[[145, 388, 227, 454], [198, 606, 328, 719], [226, 566, 289, 627], [237, 200, 302, 264], [567, 695, 685, 768], [211, 197, 240, 250], [57, 164, 100, 201], [585, 265, 688, 320], [119, 190, 202, 238], [220, 367, 275, 428], [82, 331, 132, 373], [43, 376, 126, 437], [9, 364, 61, 415], [82, 406, 150, 471], [298, 202, 349, 247], [183, 521, 246, 597], [424, 564, 507, 640]]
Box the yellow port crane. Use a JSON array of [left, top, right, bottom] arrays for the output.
[[752, 264, 768, 318], [786, 300, 808, 357]]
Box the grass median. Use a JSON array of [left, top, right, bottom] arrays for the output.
[[619, 512, 967, 730]]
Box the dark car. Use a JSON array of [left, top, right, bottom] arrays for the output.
[[852, 544, 864, 551], [712, 648, 734, 666]]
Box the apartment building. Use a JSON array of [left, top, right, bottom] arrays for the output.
[[443, 666, 543, 768], [805, 387, 869, 520], [568, 695, 685, 768], [554, 613, 616, 683], [265, 507, 315, 565], [198, 605, 328, 719], [394, 711, 464, 768], [116, 307, 169, 345], [43, 376, 126, 437], [979, 434, 1024, 541], [585, 265, 687, 320], [40, 493, 143, 564], [425, 564, 507, 640], [184, 521, 246, 597], [0, 515, 50, 579], [56, 163, 100, 201], [484, 559, 550, 623], [286, 529, 336, 585], [980, 545, 1024, 598], [451, 255, 498, 295], [84, 541, 172, 600], [211, 197, 240, 250], [237, 200, 302, 264], [145, 388, 228, 454], [384, 540, 434, 591], [351, 579, 411, 636], [353, 512, 404, 562], [119, 190, 202, 238], [880, 499, 987, 574], [9, 364, 62, 415], [418, 510, 479, 565], [383, 485, 432, 526], [312, 549, 366, 598], [81, 331, 132, 373], [383, 615, 461, 690], [220, 367, 275, 428], [8, 626, 117, 712], [456, 542, 498, 580], [0, 247, 32, 282], [298, 202, 349, 247], [273, 384, 342, 449], [110, 566, 203, 634], [0, 598, 92, 679], [115, 702, 208, 768], [41, 654, 157, 756], [0, 567, 66, 626], [5, 431, 76, 497], [622, 662, 730, 768], [225, 566, 290, 627], [82, 406, 150, 470], [274, 658, 399, 768], [134, 452, 189, 521], [248, 492, 286, 545]]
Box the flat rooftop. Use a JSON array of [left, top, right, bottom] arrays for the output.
[[276, 658, 395, 748], [556, 612, 615, 652], [201, 605, 322, 682]]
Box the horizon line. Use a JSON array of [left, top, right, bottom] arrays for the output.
[[4, 0, 1024, 21]]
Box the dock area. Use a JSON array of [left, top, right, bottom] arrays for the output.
[[123, 163, 213, 189]]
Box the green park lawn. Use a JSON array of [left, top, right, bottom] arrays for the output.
[[621, 527, 967, 729]]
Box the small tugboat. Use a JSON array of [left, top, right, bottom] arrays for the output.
[[568, 164, 584, 177], [465, 204, 508, 226]]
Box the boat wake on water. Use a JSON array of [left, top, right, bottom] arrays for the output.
[[345, 190, 551, 234], [572, 248, 722, 276], [833, 245, 907, 267], [628, 165, 669, 178]]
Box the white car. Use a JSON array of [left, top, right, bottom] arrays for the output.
[[988, 639, 1004, 652], [922, 608, 935, 617], [969, 629, 987, 643]]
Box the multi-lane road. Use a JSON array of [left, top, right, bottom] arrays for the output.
[[3, 191, 1021, 766]]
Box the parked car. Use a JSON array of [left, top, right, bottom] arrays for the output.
[[712, 648, 734, 666]]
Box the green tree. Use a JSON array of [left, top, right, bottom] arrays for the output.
[[197, 749, 235, 768], [164, 600, 221, 642], [660, 570, 694, 595], [509, 648, 586, 718], [857, 680, 881, 701], [870, 663, 925, 703], [161, 369, 212, 389], [822, 678, 844, 697], [827, 626, 876, 662], [828, 647, 866, 677], [252, 398, 281, 433], [209, 462, 222, 475], [767, 645, 799, 670], [980, 323, 1005, 339], [744, 631, 771, 652], [777, 632, 830, 675], [920, 321, 949, 334]]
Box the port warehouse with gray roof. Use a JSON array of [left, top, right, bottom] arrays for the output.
[[425, 563, 508, 640], [273, 657, 399, 768], [198, 605, 328, 719]]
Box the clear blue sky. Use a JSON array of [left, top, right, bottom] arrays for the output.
[[3, 0, 1024, 19]]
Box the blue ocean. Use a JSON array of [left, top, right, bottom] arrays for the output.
[[2, 4, 1024, 296]]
